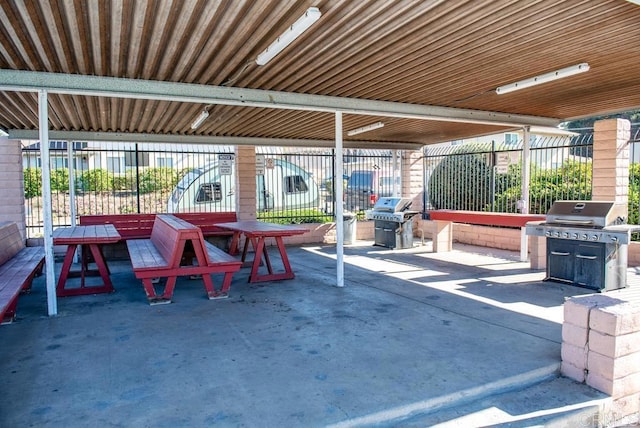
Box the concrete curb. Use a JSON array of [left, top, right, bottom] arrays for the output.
[[328, 363, 562, 427]]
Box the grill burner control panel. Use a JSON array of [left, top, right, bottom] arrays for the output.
[[526, 222, 635, 244], [543, 228, 628, 243]]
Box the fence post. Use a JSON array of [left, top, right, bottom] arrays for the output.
[[135, 143, 141, 213]]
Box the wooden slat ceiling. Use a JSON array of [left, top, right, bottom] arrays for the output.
[[0, 0, 639, 147]]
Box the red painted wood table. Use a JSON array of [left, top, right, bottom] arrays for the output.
[[53, 224, 121, 296], [216, 221, 308, 283]]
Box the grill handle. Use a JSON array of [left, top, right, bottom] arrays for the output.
[[550, 218, 595, 226], [550, 251, 571, 256], [576, 254, 598, 260]]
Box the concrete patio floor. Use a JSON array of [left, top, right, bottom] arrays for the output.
[[2, 240, 635, 427]]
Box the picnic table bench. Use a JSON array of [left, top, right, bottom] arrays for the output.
[[126, 214, 241, 305], [80, 212, 237, 240], [0, 222, 45, 324]]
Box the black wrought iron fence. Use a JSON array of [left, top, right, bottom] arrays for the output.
[[424, 133, 594, 215], [22, 142, 401, 238]]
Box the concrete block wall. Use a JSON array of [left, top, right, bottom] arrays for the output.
[[592, 118, 631, 205], [236, 146, 257, 221], [562, 295, 640, 424], [415, 218, 522, 252], [0, 137, 27, 240]]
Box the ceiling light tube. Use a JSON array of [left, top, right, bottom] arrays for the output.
[[496, 63, 590, 95], [255, 7, 322, 66], [190, 109, 209, 129], [347, 121, 385, 136]]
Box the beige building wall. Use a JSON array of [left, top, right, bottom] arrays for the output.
[[0, 137, 27, 240]]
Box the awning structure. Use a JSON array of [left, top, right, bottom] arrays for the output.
[[1, 1, 640, 315], [0, 1, 639, 147]]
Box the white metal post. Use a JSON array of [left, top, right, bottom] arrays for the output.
[[67, 141, 78, 263], [39, 90, 57, 316], [520, 126, 531, 262], [392, 150, 399, 196], [335, 112, 345, 287]]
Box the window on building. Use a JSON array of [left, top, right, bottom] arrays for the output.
[[157, 157, 173, 168], [505, 133, 519, 145], [107, 156, 123, 173], [196, 183, 223, 203], [284, 175, 308, 193], [124, 151, 149, 167]]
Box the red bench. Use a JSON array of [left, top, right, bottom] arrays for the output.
[[427, 210, 546, 228], [0, 222, 45, 324], [79, 212, 238, 240], [126, 214, 242, 305]]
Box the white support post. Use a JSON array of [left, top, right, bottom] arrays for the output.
[[392, 150, 399, 196], [39, 90, 57, 316], [335, 112, 345, 287], [67, 141, 78, 263], [520, 126, 531, 262]]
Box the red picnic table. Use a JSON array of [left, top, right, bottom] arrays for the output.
[[216, 221, 308, 283], [53, 224, 121, 297]]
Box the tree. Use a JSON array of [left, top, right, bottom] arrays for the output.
[[428, 150, 492, 210]]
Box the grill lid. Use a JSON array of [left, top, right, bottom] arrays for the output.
[[546, 200, 627, 228], [372, 197, 413, 213]]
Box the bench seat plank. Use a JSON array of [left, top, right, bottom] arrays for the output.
[[0, 223, 45, 324]]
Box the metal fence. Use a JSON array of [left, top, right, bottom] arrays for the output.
[[424, 133, 594, 215], [424, 126, 640, 226], [22, 142, 401, 238]]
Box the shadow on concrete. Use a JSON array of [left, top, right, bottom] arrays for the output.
[[0, 242, 608, 426]]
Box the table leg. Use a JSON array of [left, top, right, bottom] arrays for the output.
[[56, 244, 77, 295], [228, 231, 241, 255], [248, 236, 295, 283], [57, 244, 115, 297]]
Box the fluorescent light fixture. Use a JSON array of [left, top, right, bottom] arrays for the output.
[[255, 7, 321, 66], [496, 63, 590, 95], [347, 121, 385, 136], [190, 109, 209, 130]]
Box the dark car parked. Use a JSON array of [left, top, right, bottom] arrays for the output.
[[344, 170, 399, 211]]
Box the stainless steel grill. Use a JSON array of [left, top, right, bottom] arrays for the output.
[[526, 200, 640, 291], [365, 197, 418, 249]]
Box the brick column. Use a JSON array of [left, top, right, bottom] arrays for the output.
[[235, 146, 256, 221], [0, 137, 27, 239], [592, 118, 631, 209], [562, 295, 640, 424]]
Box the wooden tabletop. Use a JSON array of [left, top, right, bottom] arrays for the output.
[[216, 221, 308, 237], [53, 224, 121, 245]]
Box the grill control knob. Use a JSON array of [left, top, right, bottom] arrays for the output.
[[573, 233, 579, 239], [563, 232, 570, 238], [591, 235, 599, 241], [582, 234, 588, 240], [546, 231, 553, 237], [554, 232, 560, 237], [611, 236, 618, 242]]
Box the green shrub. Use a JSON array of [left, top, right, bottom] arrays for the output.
[[258, 209, 333, 224], [428, 151, 492, 210], [78, 169, 114, 192], [50, 168, 70, 192], [23, 167, 42, 198], [138, 167, 179, 194]]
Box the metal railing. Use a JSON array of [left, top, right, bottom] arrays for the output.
[[22, 142, 402, 238], [424, 134, 594, 215]]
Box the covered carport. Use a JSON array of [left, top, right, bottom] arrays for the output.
[[1, 0, 640, 317]]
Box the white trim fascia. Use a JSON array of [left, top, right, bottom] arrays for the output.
[[0, 70, 560, 128]]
